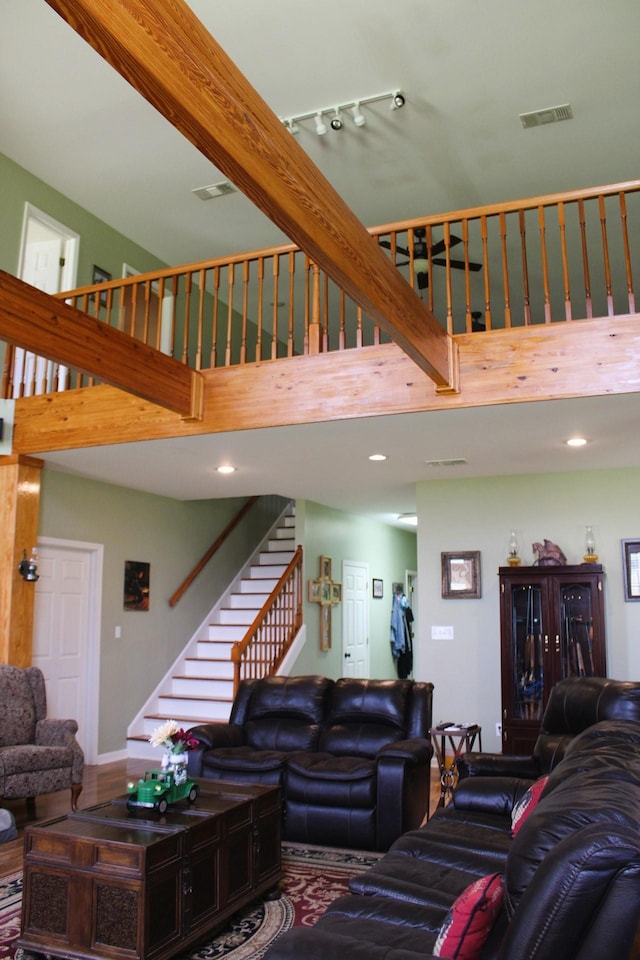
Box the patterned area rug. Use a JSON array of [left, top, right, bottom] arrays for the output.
[[1, 843, 380, 960]]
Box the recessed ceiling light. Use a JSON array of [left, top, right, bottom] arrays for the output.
[[566, 437, 588, 447], [398, 513, 418, 526], [369, 453, 387, 462], [217, 465, 236, 474]]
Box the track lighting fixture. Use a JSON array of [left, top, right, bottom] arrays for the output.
[[282, 90, 406, 138], [351, 103, 366, 127], [314, 113, 328, 136]]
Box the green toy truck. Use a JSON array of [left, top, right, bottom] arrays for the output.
[[126, 766, 199, 814]]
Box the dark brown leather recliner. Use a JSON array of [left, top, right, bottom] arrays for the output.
[[187, 674, 434, 851], [456, 675, 640, 782]]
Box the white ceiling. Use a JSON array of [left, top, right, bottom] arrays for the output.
[[2, 0, 640, 525]]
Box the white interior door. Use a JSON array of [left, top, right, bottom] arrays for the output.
[[32, 538, 103, 763], [342, 560, 370, 677]]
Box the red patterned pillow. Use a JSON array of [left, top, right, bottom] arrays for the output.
[[510, 775, 549, 837], [433, 872, 503, 959]]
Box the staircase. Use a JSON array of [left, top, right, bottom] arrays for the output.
[[127, 506, 297, 759]]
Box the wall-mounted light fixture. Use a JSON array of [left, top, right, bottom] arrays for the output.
[[18, 547, 39, 582], [282, 89, 406, 137]]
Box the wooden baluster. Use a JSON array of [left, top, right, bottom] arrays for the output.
[[143, 279, 152, 343], [169, 274, 178, 361], [240, 261, 249, 365], [183, 272, 192, 364], [225, 264, 234, 366], [557, 202, 572, 321], [519, 210, 531, 325], [155, 277, 164, 351], [1, 343, 12, 398], [499, 212, 512, 329], [577, 199, 592, 319], [195, 268, 205, 370], [271, 254, 280, 360], [463, 219, 473, 332], [255, 257, 264, 361], [209, 267, 219, 368], [598, 195, 614, 316], [538, 205, 551, 323], [287, 251, 295, 357], [425, 226, 435, 315], [338, 290, 346, 350], [443, 222, 454, 335], [480, 216, 491, 331], [356, 304, 363, 348], [308, 262, 321, 355], [303, 256, 310, 354], [322, 272, 329, 352], [619, 192, 635, 314]]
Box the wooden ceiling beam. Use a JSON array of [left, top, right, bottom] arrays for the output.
[[43, 0, 457, 392], [0, 272, 203, 419]]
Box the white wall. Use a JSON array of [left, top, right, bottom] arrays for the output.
[[415, 467, 640, 753]]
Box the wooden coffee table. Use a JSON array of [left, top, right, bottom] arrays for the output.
[[18, 780, 282, 960]]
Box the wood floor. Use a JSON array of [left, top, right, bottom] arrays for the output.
[[0, 759, 443, 877]]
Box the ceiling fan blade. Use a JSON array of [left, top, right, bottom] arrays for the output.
[[432, 257, 483, 272], [379, 239, 411, 259], [429, 234, 462, 257]]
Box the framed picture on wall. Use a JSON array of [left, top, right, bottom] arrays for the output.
[[372, 578, 383, 598], [441, 551, 481, 599], [622, 539, 640, 601]]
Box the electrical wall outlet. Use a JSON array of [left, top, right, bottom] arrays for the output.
[[495, 722, 502, 737]]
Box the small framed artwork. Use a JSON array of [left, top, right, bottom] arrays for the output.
[[308, 580, 321, 603], [441, 551, 482, 599], [622, 539, 640, 601], [320, 605, 332, 651], [372, 578, 384, 599], [92, 265, 112, 307], [320, 556, 332, 580], [331, 582, 342, 603], [124, 560, 150, 611]]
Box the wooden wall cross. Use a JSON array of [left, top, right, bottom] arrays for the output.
[[307, 556, 341, 651]]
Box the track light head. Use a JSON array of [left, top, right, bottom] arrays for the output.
[[314, 113, 328, 136], [330, 110, 343, 131], [391, 92, 406, 110], [351, 103, 366, 127]]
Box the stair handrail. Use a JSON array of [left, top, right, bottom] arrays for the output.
[[231, 545, 303, 693], [169, 496, 259, 607]]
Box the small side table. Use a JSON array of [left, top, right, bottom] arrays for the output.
[[429, 724, 482, 809]]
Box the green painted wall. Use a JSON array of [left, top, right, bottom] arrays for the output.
[[416, 467, 640, 754], [39, 469, 287, 755], [291, 500, 417, 679]]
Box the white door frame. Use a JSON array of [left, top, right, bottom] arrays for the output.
[[19, 203, 80, 291], [37, 536, 103, 764]]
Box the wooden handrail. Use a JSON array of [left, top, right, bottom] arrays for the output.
[[231, 545, 303, 693], [168, 496, 259, 607]]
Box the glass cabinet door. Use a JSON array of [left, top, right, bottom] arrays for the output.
[[510, 584, 545, 722], [559, 580, 597, 678]]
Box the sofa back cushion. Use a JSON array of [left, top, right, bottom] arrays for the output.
[[533, 677, 640, 772], [0, 665, 37, 747], [319, 678, 412, 758], [243, 675, 334, 752]]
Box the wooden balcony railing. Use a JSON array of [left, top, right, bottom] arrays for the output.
[[231, 545, 303, 694], [3, 180, 638, 398]]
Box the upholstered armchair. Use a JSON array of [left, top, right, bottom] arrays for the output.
[[0, 664, 84, 815]]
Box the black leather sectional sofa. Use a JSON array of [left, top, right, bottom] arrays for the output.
[[265, 677, 640, 960], [187, 674, 433, 851]]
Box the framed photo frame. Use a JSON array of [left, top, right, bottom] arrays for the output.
[[320, 604, 332, 651], [331, 582, 342, 603], [622, 539, 640, 601], [308, 580, 321, 603], [92, 265, 112, 307], [372, 578, 384, 599], [320, 556, 332, 580], [441, 551, 481, 599]]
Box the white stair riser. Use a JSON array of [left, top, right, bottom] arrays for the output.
[[250, 565, 286, 580], [239, 578, 278, 593], [218, 608, 260, 625], [272, 527, 295, 540], [207, 624, 247, 641], [184, 659, 235, 679], [229, 593, 269, 608], [141, 707, 230, 734], [282, 516, 295, 527], [196, 640, 235, 658], [258, 552, 292, 565], [157, 695, 231, 716], [172, 677, 234, 698]]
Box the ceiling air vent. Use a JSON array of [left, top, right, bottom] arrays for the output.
[[424, 458, 468, 468], [519, 103, 573, 129], [192, 181, 237, 200]]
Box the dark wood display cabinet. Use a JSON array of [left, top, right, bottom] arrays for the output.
[[499, 565, 606, 755]]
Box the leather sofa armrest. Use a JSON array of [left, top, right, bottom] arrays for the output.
[[186, 722, 243, 751], [377, 738, 433, 765], [456, 751, 541, 781], [452, 776, 531, 816]]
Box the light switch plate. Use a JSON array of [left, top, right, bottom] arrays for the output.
[[431, 625, 454, 640]]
